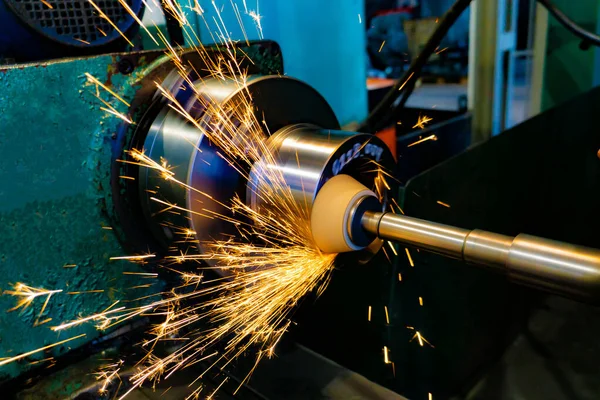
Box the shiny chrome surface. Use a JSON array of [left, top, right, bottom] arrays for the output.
[[136, 75, 340, 266], [362, 211, 600, 302], [362, 211, 470, 258], [463, 230, 513, 268], [248, 124, 395, 214], [507, 235, 600, 300]]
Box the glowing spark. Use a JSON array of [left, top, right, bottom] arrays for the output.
[[247, 11, 263, 38], [74, 38, 90, 45], [102, 226, 113, 230], [407, 134, 437, 147], [84, 73, 131, 107], [29, 357, 54, 365], [429, 393, 433, 400], [99, 106, 133, 124], [63, 264, 77, 268], [412, 115, 433, 130], [437, 200, 451, 208], [4, 283, 62, 325], [37, 3, 395, 396], [383, 346, 390, 364], [398, 72, 415, 91], [0, 334, 86, 367], [387, 241, 398, 256], [384, 306, 390, 324], [435, 47, 448, 55], [398, 273, 402, 281], [67, 290, 105, 295], [410, 331, 434, 348], [109, 254, 156, 261], [122, 272, 158, 277], [127, 284, 154, 290], [40, 0, 52, 8], [419, 297, 423, 306], [378, 40, 386, 53], [405, 248, 414, 267], [207, 377, 228, 399], [117, 0, 160, 46], [88, 0, 134, 46]]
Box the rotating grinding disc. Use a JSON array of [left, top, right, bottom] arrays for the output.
[[135, 75, 340, 266]]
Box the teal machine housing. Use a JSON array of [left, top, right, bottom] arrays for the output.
[[0, 43, 283, 383]]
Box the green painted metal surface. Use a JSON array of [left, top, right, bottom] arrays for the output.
[[542, 0, 600, 110], [0, 42, 283, 383], [0, 54, 156, 381]]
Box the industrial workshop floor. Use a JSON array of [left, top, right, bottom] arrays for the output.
[[102, 345, 406, 400]]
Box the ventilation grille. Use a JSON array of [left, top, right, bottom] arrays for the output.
[[6, 0, 140, 46]]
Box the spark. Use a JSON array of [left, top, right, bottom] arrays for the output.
[[410, 331, 434, 348], [207, 377, 228, 399], [398, 72, 415, 92], [102, 226, 113, 230], [84, 73, 131, 107], [429, 393, 433, 400], [412, 115, 434, 130], [383, 346, 390, 364], [67, 290, 105, 295], [74, 38, 90, 45], [116, 0, 160, 46], [247, 11, 263, 38], [419, 297, 423, 306], [40, 0, 53, 8], [407, 134, 437, 147], [435, 47, 448, 55], [384, 306, 390, 324], [405, 248, 414, 267], [0, 334, 86, 367], [127, 284, 154, 290], [378, 40, 386, 53], [4, 283, 62, 326], [398, 273, 402, 281], [387, 241, 398, 256], [88, 0, 134, 46], [437, 200, 451, 208], [122, 272, 158, 277], [109, 254, 156, 261], [63, 264, 77, 268], [19, 2, 396, 397], [29, 357, 54, 365]]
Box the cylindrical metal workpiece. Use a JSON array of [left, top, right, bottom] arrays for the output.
[[362, 211, 600, 302], [507, 234, 600, 300], [361, 211, 470, 258], [463, 230, 513, 268]]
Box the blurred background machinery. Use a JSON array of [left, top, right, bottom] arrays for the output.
[[1, 0, 600, 399]]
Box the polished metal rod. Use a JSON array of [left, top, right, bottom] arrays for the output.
[[361, 211, 600, 302]]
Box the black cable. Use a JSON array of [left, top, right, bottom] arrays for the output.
[[359, 0, 600, 134], [358, 0, 473, 133], [537, 0, 600, 48]]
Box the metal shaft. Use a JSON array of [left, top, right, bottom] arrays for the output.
[[362, 211, 600, 302]]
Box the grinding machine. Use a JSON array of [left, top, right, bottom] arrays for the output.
[[2, 40, 600, 399]]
